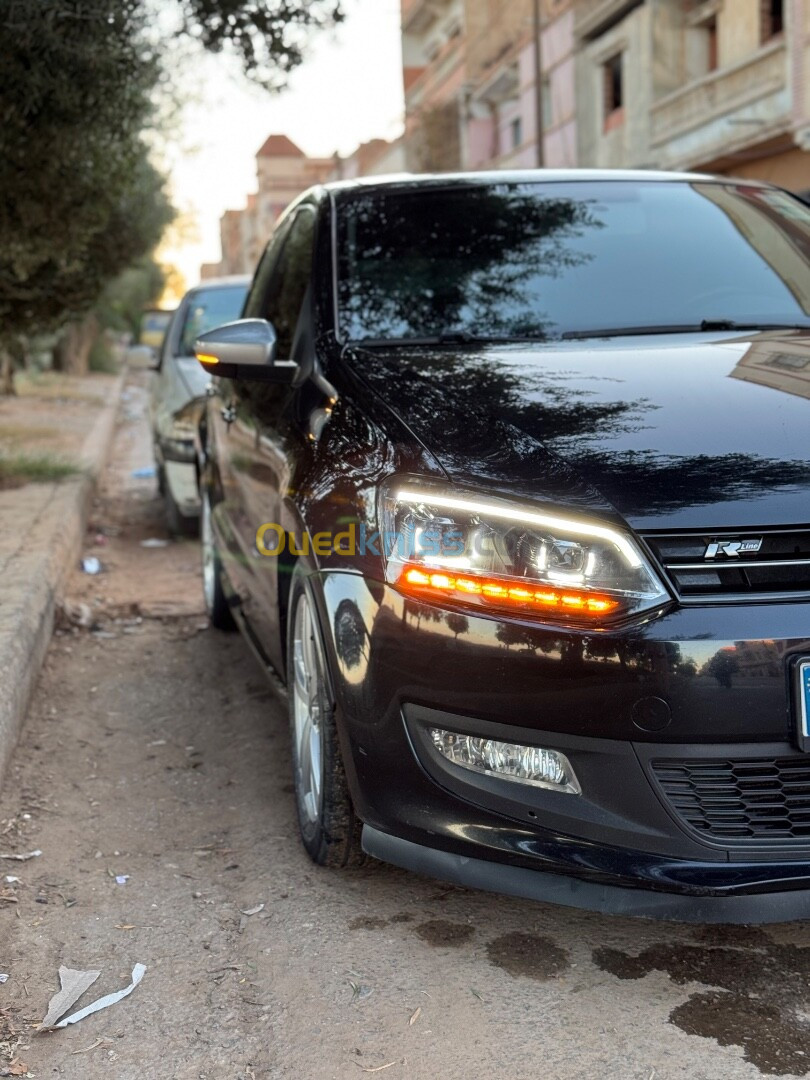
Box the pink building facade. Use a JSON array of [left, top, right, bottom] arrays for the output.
[[401, 0, 578, 174]]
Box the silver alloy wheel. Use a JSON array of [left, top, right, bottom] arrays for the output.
[[292, 592, 325, 826], [201, 489, 216, 614]]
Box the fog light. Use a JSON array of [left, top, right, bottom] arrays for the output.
[[429, 728, 581, 794]]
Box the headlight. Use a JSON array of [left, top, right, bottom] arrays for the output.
[[381, 479, 669, 625]]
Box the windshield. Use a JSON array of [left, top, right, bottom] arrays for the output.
[[336, 181, 810, 343], [179, 284, 247, 355]]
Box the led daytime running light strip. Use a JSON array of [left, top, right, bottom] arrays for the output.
[[396, 488, 643, 568]]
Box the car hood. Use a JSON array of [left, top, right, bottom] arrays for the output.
[[350, 331, 810, 530]]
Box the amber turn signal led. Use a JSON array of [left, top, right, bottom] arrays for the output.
[[400, 565, 620, 617]]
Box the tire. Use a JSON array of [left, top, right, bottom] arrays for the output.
[[201, 487, 236, 631], [287, 567, 362, 867], [165, 483, 199, 538]]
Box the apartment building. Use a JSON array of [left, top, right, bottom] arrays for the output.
[[401, 0, 467, 170], [575, 0, 810, 188], [464, 0, 578, 169], [215, 135, 332, 277], [399, 0, 577, 171], [330, 137, 408, 181]]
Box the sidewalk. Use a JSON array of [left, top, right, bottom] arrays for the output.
[[0, 372, 123, 788]]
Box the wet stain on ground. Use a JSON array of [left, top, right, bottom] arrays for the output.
[[593, 937, 810, 1075], [415, 919, 475, 947], [486, 932, 569, 981], [349, 913, 416, 931], [672, 990, 810, 1076], [349, 916, 389, 931], [691, 925, 772, 948]]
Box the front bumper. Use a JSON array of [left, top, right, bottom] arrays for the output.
[[315, 571, 810, 920], [361, 827, 810, 923]]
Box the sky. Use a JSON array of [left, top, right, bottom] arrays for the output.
[[162, 0, 405, 289]]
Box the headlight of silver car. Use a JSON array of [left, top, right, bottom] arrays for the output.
[[380, 479, 669, 626]]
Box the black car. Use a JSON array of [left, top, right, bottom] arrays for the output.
[[195, 170, 810, 923]]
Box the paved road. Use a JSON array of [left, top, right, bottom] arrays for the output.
[[1, 375, 810, 1079]]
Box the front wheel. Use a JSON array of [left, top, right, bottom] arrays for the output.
[[201, 488, 235, 631], [288, 569, 361, 867]]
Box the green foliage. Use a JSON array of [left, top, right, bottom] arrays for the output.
[[96, 258, 167, 336], [179, 0, 343, 90], [0, 0, 173, 340], [88, 334, 118, 374], [0, 0, 340, 358], [0, 452, 80, 489]]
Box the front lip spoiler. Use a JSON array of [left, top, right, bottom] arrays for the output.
[[361, 826, 810, 924]]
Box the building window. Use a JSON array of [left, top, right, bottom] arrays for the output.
[[762, 0, 784, 41], [705, 16, 718, 71], [510, 116, 523, 150], [603, 53, 624, 132]]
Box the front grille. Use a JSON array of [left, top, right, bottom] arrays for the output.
[[652, 757, 810, 841], [643, 528, 810, 601]]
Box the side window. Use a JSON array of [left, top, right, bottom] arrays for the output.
[[264, 206, 317, 358], [243, 217, 293, 319]]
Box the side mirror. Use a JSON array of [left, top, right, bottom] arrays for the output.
[[194, 319, 297, 383], [126, 344, 158, 371]]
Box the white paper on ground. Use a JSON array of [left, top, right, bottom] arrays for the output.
[[52, 964, 146, 1029], [41, 967, 101, 1028]]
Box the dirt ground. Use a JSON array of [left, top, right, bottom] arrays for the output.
[[0, 372, 111, 488], [3, 374, 810, 1080]]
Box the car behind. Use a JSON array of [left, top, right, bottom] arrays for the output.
[[150, 277, 249, 534]]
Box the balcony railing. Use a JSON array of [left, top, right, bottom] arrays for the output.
[[650, 39, 789, 152]]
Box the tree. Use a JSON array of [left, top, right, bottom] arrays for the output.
[[96, 258, 168, 340], [178, 0, 343, 91], [0, 0, 343, 390], [446, 613, 469, 642], [0, 1, 172, 382]]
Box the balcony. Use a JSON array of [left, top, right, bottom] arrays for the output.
[[649, 39, 790, 166], [574, 0, 643, 41], [402, 0, 444, 35]]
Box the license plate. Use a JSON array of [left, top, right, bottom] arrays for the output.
[[798, 661, 810, 751]]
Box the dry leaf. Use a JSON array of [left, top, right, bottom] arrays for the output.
[[1, 1060, 30, 1077], [408, 1006, 421, 1026], [353, 1063, 399, 1074]]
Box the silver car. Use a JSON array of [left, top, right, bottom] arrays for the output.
[[150, 276, 250, 534]]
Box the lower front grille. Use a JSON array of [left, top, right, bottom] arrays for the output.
[[652, 757, 810, 841]]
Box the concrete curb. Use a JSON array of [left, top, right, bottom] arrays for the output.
[[0, 372, 124, 790]]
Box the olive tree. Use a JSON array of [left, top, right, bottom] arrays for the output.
[[0, 0, 343, 391]]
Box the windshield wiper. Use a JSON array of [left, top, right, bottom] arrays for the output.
[[348, 331, 549, 348], [561, 320, 810, 340], [698, 320, 810, 332]]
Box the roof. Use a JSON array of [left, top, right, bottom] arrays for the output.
[[273, 166, 778, 232], [188, 275, 252, 293], [321, 167, 774, 196], [256, 134, 306, 159]]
